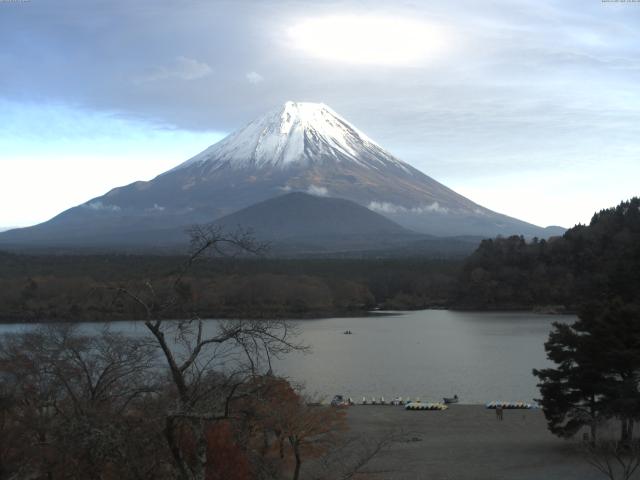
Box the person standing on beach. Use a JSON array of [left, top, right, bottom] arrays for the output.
[[496, 404, 503, 420]]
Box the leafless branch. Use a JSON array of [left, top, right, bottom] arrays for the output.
[[583, 439, 640, 480]]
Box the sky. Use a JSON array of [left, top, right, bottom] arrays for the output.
[[1, 0, 639, 228]]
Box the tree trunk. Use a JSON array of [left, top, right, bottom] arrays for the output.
[[164, 416, 192, 480], [191, 417, 208, 480], [620, 418, 632, 444], [260, 430, 270, 457], [589, 399, 598, 443], [290, 437, 301, 480]]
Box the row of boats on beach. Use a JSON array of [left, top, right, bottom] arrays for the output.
[[330, 395, 460, 406], [485, 401, 537, 410], [331, 395, 538, 410]]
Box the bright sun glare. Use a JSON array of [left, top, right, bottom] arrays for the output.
[[288, 15, 447, 66]]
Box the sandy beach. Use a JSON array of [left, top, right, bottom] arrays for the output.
[[345, 405, 606, 480]]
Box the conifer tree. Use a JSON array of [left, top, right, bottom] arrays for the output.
[[535, 300, 640, 443]]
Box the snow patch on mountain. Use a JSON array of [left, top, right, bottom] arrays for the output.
[[172, 101, 413, 173]]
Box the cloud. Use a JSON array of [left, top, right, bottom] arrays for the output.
[[246, 71, 264, 84], [306, 185, 328, 196], [368, 201, 400, 214], [83, 201, 121, 212], [414, 202, 449, 214], [368, 201, 448, 214], [136, 56, 213, 83]]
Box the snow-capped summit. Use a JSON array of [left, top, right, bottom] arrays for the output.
[[173, 101, 410, 172]]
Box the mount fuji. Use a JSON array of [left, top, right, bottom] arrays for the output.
[[0, 101, 563, 251]]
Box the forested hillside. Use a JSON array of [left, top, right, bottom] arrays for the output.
[[2, 198, 637, 321], [0, 254, 460, 322], [455, 198, 640, 310]]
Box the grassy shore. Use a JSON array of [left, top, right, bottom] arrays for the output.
[[344, 405, 604, 480]]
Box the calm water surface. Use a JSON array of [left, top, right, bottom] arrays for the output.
[[0, 310, 573, 404]]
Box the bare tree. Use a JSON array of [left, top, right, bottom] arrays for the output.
[[114, 225, 306, 480], [0, 226, 392, 480], [0, 370, 20, 478], [584, 439, 640, 480], [0, 325, 164, 480]]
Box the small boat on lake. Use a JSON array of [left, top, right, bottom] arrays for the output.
[[443, 395, 459, 404]]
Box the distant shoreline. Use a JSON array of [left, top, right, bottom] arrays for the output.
[[0, 306, 574, 325], [0, 308, 379, 325]]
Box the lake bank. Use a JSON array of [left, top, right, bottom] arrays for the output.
[[343, 405, 600, 480], [0, 307, 377, 324], [0, 305, 573, 324]]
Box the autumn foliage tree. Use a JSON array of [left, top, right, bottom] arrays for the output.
[[243, 377, 347, 480]]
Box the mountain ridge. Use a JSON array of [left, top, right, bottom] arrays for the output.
[[214, 191, 412, 239], [0, 101, 565, 250], [212, 192, 481, 257]]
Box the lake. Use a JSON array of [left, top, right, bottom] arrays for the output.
[[0, 309, 572, 404]]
